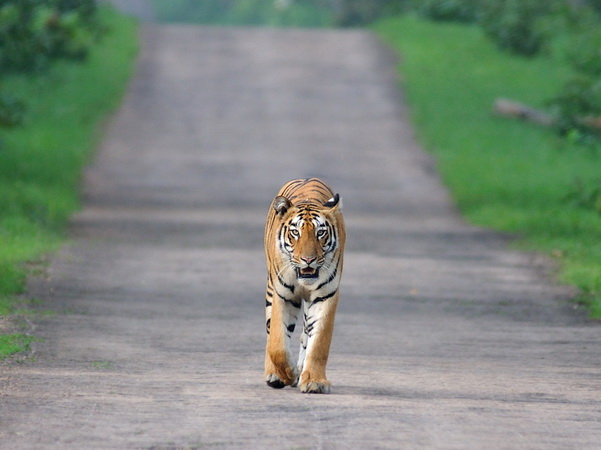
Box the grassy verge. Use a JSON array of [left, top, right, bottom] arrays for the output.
[[374, 15, 601, 317], [0, 6, 138, 358]]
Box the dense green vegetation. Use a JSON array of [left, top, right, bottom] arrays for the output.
[[0, 5, 138, 358], [375, 15, 601, 317], [151, 0, 334, 27], [0, 0, 99, 73], [0, 0, 103, 127], [412, 0, 601, 142], [150, 0, 401, 27]]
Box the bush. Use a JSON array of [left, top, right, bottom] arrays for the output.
[[0, 0, 100, 129], [0, 0, 100, 73], [564, 179, 601, 214], [569, 35, 601, 78], [541, 4, 601, 142], [334, 0, 405, 27], [226, 0, 332, 27], [412, 0, 481, 23], [551, 76, 601, 139], [587, 0, 601, 13], [479, 0, 559, 56], [566, 21, 601, 76], [151, 0, 333, 27], [0, 92, 25, 127]]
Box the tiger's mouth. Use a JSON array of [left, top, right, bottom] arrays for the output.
[[297, 267, 319, 279]]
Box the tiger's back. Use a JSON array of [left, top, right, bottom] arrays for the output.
[[263, 178, 345, 394]]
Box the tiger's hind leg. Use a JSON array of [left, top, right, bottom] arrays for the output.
[[298, 292, 339, 394], [265, 289, 300, 388]]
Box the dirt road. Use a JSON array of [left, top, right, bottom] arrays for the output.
[[1, 25, 600, 449]]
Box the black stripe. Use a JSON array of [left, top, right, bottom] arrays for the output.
[[266, 318, 271, 334], [279, 225, 290, 253], [284, 178, 334, 205], [305, 318, 318, 336], [265, 299, 272, 307], [316, 266, 338, 290], [326, 225, 337, 252], [278, 292, 301, 309], [287, 323, 296, 333], [277, 274, 295, 293], [310, 289, 337, 306]]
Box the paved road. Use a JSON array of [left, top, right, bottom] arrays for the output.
[[2, 25, 600, 449]]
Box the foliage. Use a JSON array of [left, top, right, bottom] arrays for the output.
[[0, 0, 101, 130], [0, 0, 99, 130], [0, 0, 100, 73], [0, 92, 25, 126], [478, 0, 558, 56], [551, 76, 601, 139], [567, 25, 601, 76], [334, 0, 404, 27], [404, 0, 601, 143], [151, 0, 403, 27], [229, 0, 332, 27], [588, 0, 601, 13], [375, 16, 601, 316], [564, 179, 601, 214], [540, 4, 601, 141], [408, 0, 601, 59], [151, 0, 334, 27], [411, 0, 481, 23], [0, 5, 138, 356]]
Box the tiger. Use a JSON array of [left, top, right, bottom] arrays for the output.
[[263, 178, 345, 394]]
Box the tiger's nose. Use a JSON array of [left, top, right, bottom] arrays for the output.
[[301, 256, 316, 266]]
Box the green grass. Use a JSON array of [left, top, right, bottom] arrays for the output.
[[0, 334, 37, 359], [374, 15, 601, 317], [0, 6, 139, 358]]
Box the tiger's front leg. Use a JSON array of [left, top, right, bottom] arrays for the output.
[[265, 291, 300, 388], [298, 292, 339, 394]]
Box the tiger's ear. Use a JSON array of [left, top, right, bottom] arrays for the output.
[[273, 196, 292, 216], [323, 193, 341, 209]]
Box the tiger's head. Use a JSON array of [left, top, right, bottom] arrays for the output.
[[272, 194, 343, 284]]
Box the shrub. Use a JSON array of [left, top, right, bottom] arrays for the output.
[[151, 0, 333, 26], [542, 4, 601, 142], [587, 0, 601, 13], [551, 76, 601, 139], [412, 0, 481, 23], [564, 178, 601, 214], [0, 92, 25, 127], [566, 22, 601, 76], [334, 0, 404, 27], [0, 0, 100, 129], [0, 0, 100, 73], [478, 0, 557, 56]]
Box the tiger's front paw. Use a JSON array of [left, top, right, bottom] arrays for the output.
[[265, 373, 286, 389], [299, 379, 331, 394]]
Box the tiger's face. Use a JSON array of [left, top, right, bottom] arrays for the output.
[[273, 195, 341, 285]]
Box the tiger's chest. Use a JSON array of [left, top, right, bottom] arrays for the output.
[[275, 256, 340, 303]]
